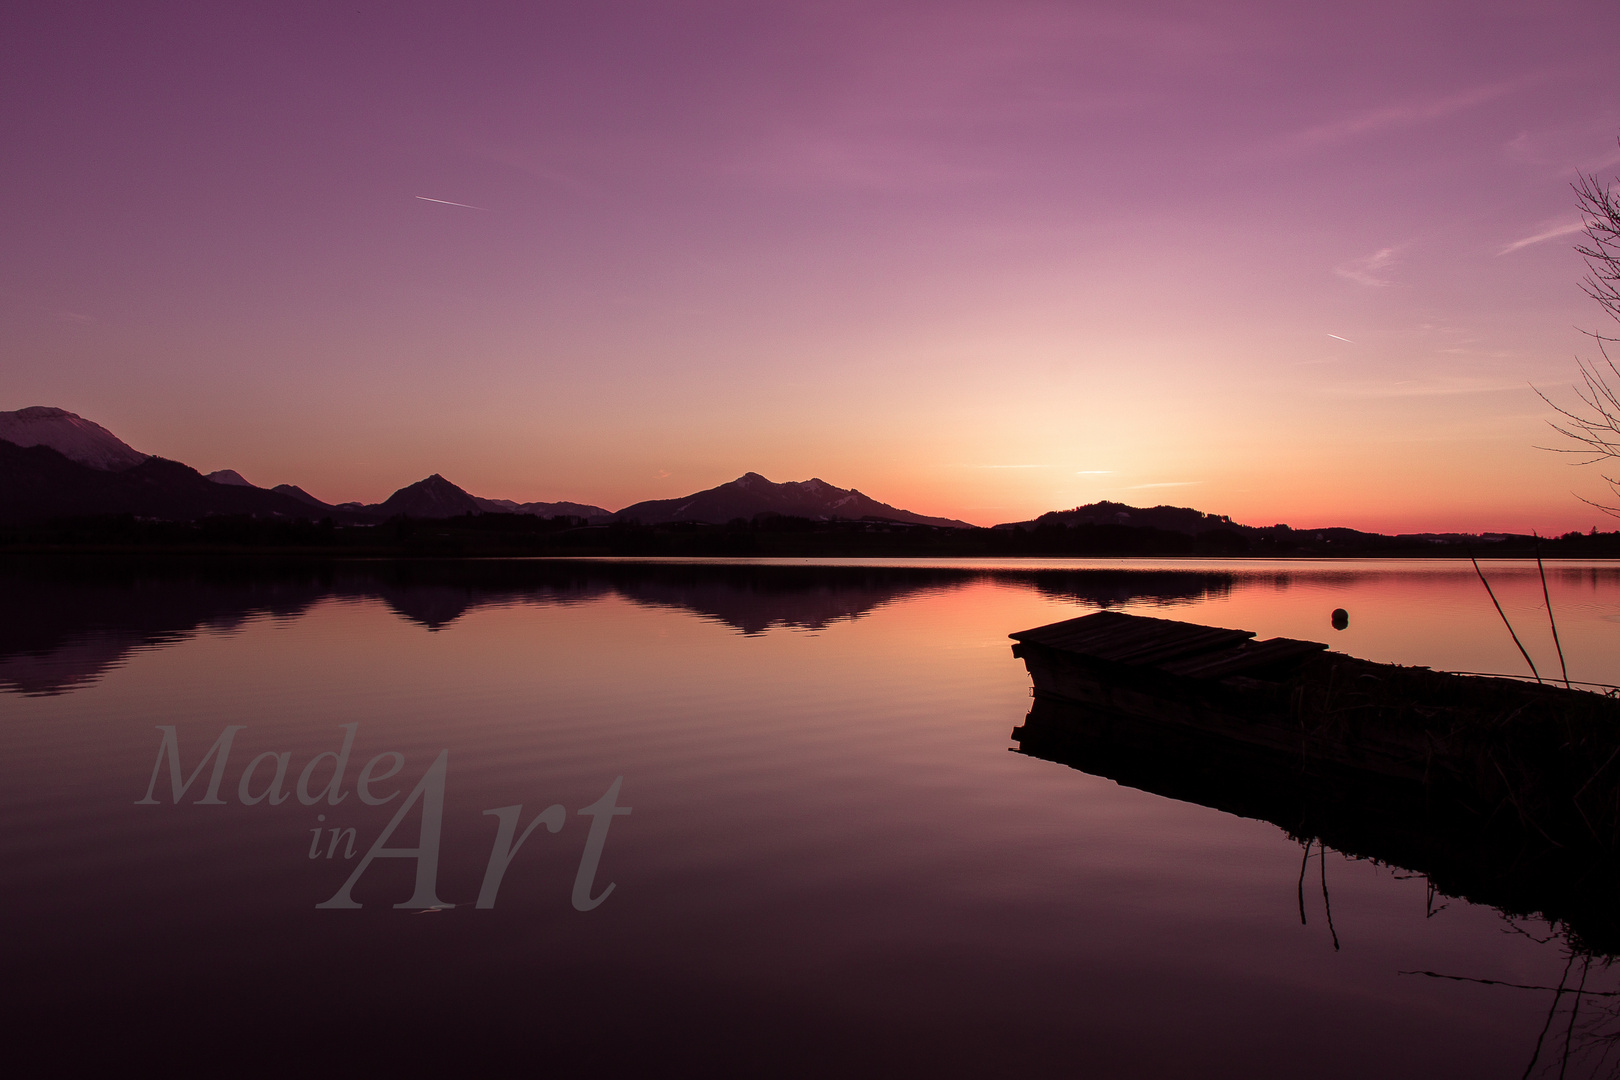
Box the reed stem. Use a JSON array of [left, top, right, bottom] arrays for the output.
[[1535, 533, 1572, 689], [1470, 552, 1543, 684]]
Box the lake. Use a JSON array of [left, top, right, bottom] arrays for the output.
[[5, 556, 1620, 1077]]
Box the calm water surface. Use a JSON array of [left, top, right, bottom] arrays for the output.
[[5, 557, 1620, 1077]]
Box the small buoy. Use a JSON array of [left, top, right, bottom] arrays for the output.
[[1331, 608, 1349, 630]]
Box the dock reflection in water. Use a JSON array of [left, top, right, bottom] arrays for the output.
[[1014, 684, 1620, 1076]]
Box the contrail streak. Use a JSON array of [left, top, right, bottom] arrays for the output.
[[415, 195, 491, 211], [1327, 333, 1354, 343], [1499, 221, 1583, 256]]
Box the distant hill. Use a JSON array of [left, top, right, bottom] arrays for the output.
[[206, 469, 254, 487], [994, 499, 1410, 551], [474, 496, 611, 520], [997, 500, 1240, 534], [614, 472, 972, 528], [0, 406, 149, 471]]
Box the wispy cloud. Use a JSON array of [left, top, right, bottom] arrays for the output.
[[415, 195, 492, 211], [1125, 481, 1202, 489], [1499, 221, 1584, 255], [1336, 247, 1399, 287], [1297, 82, 1517, 148]]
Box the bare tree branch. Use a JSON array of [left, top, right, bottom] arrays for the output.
[[1537, 146, 1620, 514]]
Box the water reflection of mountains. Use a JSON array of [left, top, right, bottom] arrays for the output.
[[1014, 695, 1620, 958], [2, 560, 1236, 695]]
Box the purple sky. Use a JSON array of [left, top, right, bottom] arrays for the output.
[[4, 1, 1619, 530]]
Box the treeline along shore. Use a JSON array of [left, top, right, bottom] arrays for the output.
[[7, 510, 1620, 559]]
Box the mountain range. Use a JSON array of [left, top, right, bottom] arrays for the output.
[[1, 406, 1535, 547], [615, 472, 970, 528], [0, 406, 972, 529]]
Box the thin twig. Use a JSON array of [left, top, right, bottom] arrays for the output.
[[1402, 963, 1620, 996], [1441, 672, 1620, 691]]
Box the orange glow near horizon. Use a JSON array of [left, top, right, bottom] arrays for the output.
[[6, 4, 1620, 536]]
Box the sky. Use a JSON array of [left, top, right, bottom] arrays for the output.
[[3, 1, 1620, 532]]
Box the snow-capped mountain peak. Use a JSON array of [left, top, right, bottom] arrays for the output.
[[0, 406, 149, 471]]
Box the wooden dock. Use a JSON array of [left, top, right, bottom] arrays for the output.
[[1009, 610, 1620, 875]]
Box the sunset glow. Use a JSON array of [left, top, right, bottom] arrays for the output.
[[4, 2, 1618, 532]]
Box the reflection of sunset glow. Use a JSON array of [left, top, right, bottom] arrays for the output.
[[8, 562, 1620, 1072], [10, 558, 1618, 702]]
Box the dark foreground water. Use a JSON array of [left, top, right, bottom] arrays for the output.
[[5, 556, 1620, 1077]]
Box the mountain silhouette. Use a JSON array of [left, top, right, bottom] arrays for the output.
[[2, 407, 1498, 545], [992, 500, 1409, 551], [371, 474, 483, 518], [0, 406, 148, 471], [0, 408, 619, 525], [1, 408, 971, 530], [271, 483, 330, 508], [997, 500, 1239, 534], [614, 472, 971, 527], [0, 440, 331, 524], [355, 476, 610, 520], [474, 496, 611, 519]]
